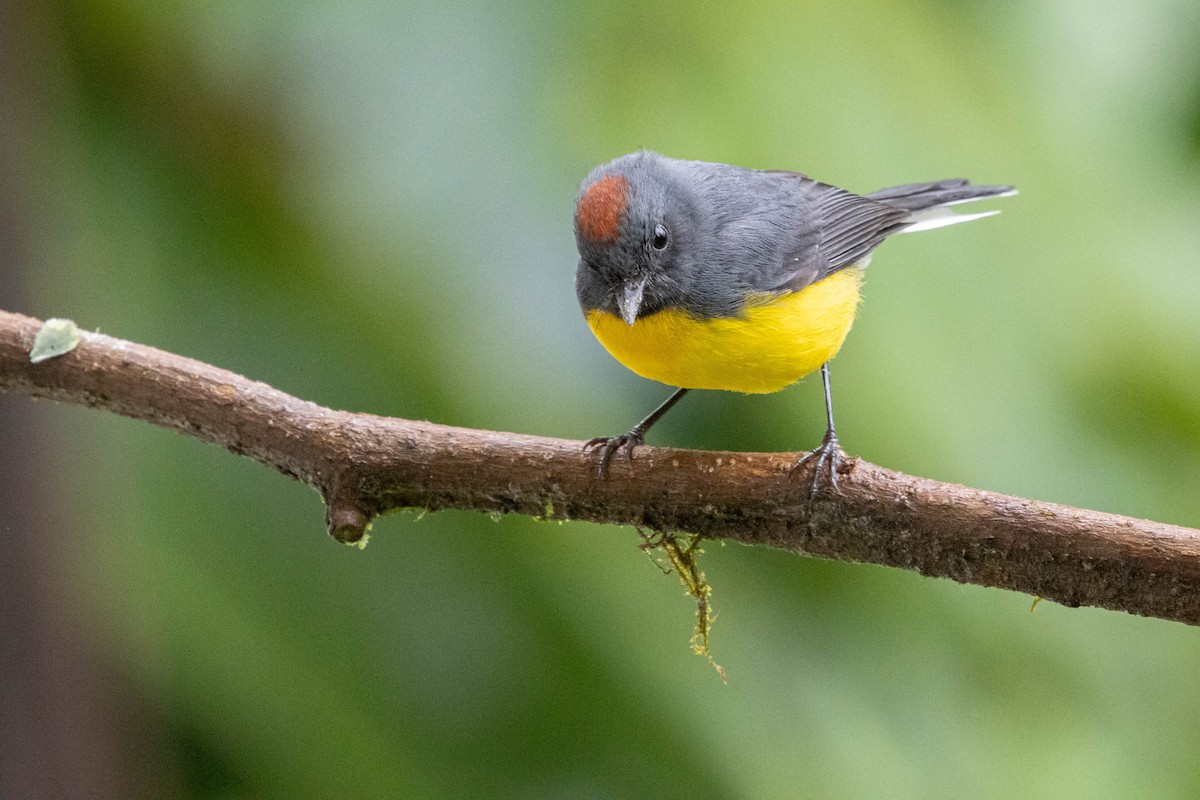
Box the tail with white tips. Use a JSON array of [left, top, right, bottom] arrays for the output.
[[868, 179, 1016, 234]]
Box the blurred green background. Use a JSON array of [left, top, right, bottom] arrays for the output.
[[3, 0, 1200, 797]]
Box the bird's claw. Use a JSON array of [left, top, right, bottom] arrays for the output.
[[792, 431, 844, 499], [584, 432, 644, 478]]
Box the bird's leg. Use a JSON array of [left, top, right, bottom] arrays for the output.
[[585, 388, 689, 477], [792, 362, 845, 498]]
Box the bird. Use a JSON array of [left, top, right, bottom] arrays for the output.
[[573, 150, 1013, 494]]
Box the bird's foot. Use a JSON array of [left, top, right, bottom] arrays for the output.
[[791, 429, 844, 499], [584, 431, 644, 478]]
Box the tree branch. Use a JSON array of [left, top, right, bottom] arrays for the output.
[[3, 309, 1199, 625]]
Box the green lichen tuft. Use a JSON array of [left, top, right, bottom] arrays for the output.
[[639, 529, 726, 682]]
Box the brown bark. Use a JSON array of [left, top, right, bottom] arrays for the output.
[[3, 309, 1199, 627]]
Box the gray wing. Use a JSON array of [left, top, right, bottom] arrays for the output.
[[762, 171, 909, 294]]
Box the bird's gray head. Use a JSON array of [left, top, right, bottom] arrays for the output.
[[574, 151, 706, 325]]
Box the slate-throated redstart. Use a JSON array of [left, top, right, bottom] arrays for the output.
[[574, 150, 1013, 493]]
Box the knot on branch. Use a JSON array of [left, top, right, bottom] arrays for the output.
[[324, 497, 372, 545]]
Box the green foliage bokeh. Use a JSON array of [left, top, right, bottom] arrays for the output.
[[12, 0, 1200, 796]]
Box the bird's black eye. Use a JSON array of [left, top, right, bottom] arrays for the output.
[[651, 224, 669, 251]]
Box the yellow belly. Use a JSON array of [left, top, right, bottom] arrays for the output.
[[586, 267, 862, 394]]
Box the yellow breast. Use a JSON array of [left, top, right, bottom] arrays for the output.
[[586, 267, 863, 394]]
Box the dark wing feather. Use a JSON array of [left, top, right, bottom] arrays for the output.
[[763, 171, 909, 294]]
